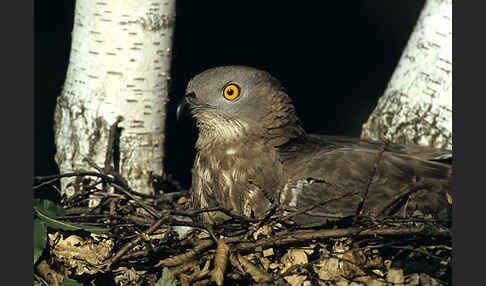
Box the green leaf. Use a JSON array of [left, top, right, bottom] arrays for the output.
[[34, 219, 47, 265], [155, 267, 179, 286], [34, 199, 109, 234], [60, 278, 82, 286], [437, 209, 451, 222], [34, 199, 65, 217]]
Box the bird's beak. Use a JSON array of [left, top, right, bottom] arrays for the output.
[[176, 92, 196, 121]]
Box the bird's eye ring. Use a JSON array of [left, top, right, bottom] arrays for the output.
[[223, 84, 240, 101]]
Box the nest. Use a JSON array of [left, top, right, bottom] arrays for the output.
[[34, 168, 451, 286], [34, 120, 451, 285]]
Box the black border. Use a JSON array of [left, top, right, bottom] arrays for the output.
[[1, 1, 34, 284], [453, 1, 481, 286]]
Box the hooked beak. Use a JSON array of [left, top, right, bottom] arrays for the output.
[[176, 92, 196, 121]]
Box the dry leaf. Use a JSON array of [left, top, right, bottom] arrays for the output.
[[263, 248, 274, 257], [36, 260, 65, 286], [253, 225, 272, 240], [313, 257, 341, 281], [352, 276, 386, 286], [284, 274, 307, 286], [256, 253, 272, 270], [372, 269, 384, 277], [280, 248, 308, 273], [48, 231, 114, 276], [269, 263, 280, 270], [342, 250, 366, 276], [386, 268, 404, 284], [235, 253, 273, 283], [177, 197, 188, 205], [446, 192, 453, 204]]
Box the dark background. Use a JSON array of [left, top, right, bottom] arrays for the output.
[[35, 1, 425, 188]]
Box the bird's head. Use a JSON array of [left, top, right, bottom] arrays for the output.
[[177, 66, 304, 148]]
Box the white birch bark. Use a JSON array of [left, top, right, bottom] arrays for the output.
[[361, 0, 452, 150], [54, 0, 175, 197]]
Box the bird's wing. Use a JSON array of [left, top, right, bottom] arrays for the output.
[[307, 135, 452, 161], [279, 135, 452, 225]]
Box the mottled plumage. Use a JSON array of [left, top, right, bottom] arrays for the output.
[[178, 66, 452, 225]]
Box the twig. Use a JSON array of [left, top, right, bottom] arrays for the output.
[[244, 204, 278, 240], [155, 239, 214, 267], [64, 164, 161, 219], [103, 116, 123, 174], [377, 183, 431, 216], [230, 253, 273, 283], [33, 177, 62, 190], [172, 207, 257, 223], [390, 245, 444, 260], [228, 225, 450, 251], [106, 214, 169, 268], [278, 189, 361, 222], [156, 190, 190, 202], [210, 240, 230, 285], [43, 171, 154, 198], [355, 140, 389, 219]]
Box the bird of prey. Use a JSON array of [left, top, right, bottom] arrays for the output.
[[177, 66, 452, 225]]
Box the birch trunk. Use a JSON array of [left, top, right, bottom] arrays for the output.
[[54, 0, 175, 197], [361, 0, 452, 150]]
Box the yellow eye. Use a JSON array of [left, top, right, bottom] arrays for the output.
[[223, 84, 240, 101]]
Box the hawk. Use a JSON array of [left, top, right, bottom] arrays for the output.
[[177, 66, 452, 225]]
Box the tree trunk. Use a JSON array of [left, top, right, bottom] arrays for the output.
[[54, 0, 175, 197], [361, 0, 452, 150]]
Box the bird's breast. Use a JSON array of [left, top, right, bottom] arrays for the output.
[[191, 141, 284, 223]]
